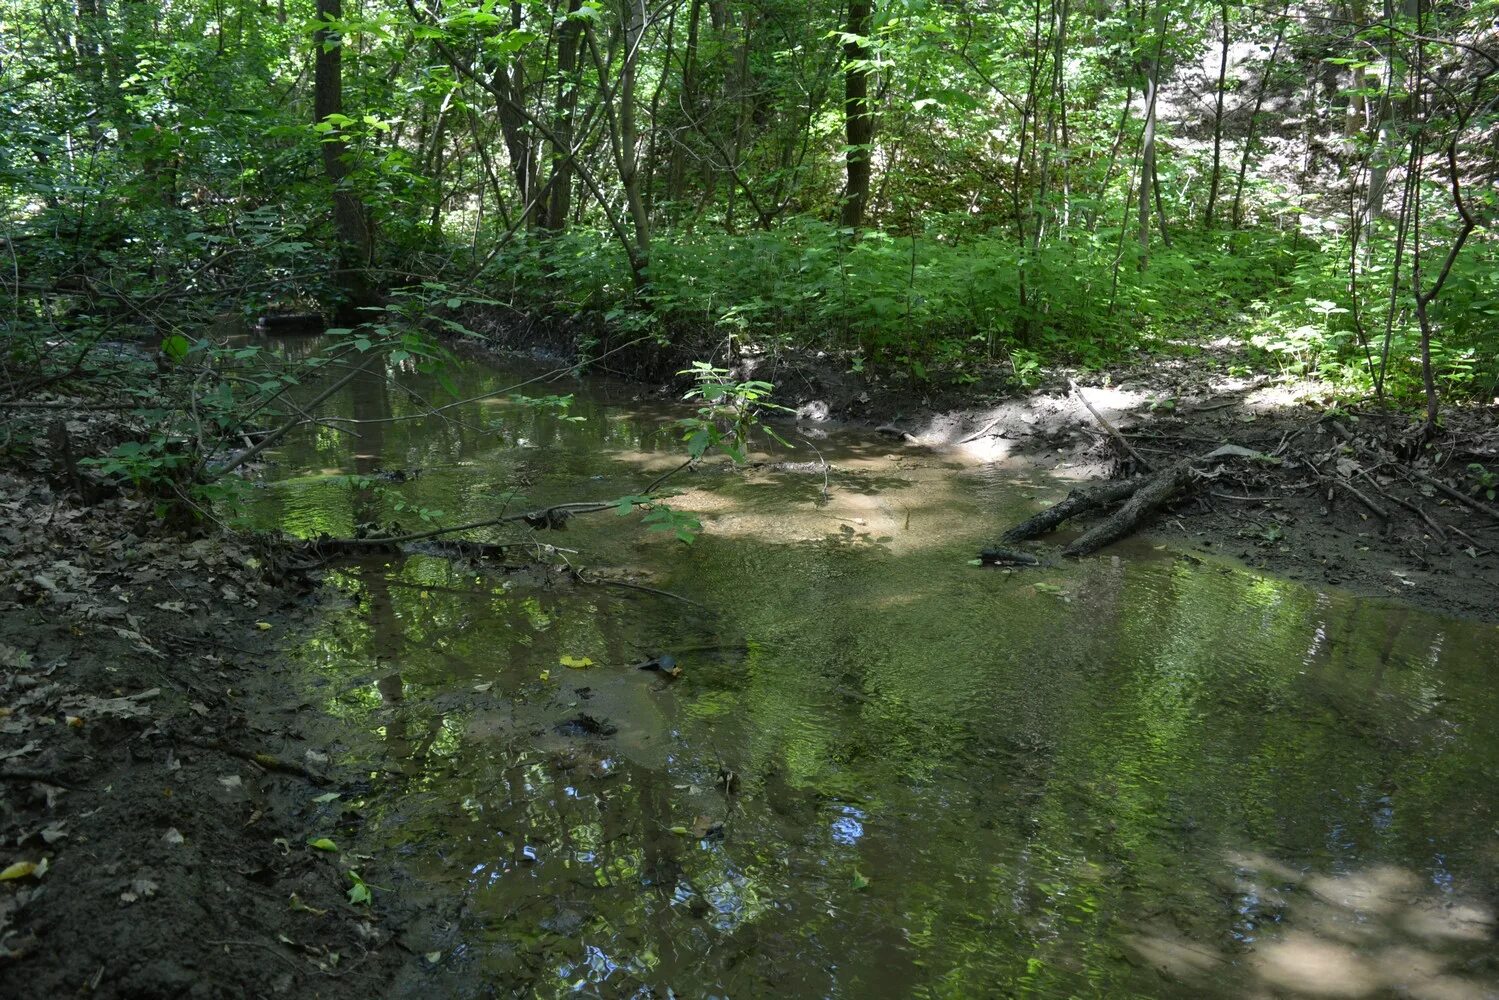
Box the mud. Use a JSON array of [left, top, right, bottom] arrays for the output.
[[0, 473, 425, 998], [458, 322, 1499, 623]]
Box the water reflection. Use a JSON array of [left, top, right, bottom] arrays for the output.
[[254, 338, 1499, 998]]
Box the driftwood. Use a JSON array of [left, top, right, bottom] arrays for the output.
[[977, 547, 1043, 566], [1062, 460, 1195, 556], [1003, 478, 1145, 541]]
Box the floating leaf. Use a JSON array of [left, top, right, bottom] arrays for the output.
[[311, 792, 340, 804], [255, 622, 273, 631], [669, 825, 691, 836], [538, 670, 551, 682], [306, 837, 338, 852], [559, 655, 594, 669], [473, 682, 494, 693], [346, 870, 372, 906], [0, 860, 39, 881], [851, 870, 871, 891], [424, 951, 442, 964]]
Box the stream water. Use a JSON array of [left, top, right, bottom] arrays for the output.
[[252, 342, 1499, 999]]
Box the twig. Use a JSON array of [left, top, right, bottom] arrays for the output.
[[799, 435, 830, 501], [1358, 471, 1446, 541], [1068, 379, 1152, 471], [958, 413, 1005, 443], [1183, 399, 1241, 413], [180, 737, 330, 786], [1405, 468, 1499, 523], [575, 572, 706, 608], [1320, 475, 1390, 522], [207, 364, 366, 479]]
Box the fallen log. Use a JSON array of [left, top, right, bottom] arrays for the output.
[[1062, 460, 1196, 556], [1003, 478, 1144, 542]]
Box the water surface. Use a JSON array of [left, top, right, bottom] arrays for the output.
[[253, 343, 1499, 999]]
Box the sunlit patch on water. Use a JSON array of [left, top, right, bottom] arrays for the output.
[[254, 340, 1499, 998]]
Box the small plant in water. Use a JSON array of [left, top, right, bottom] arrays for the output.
[[676, 361, 790, 463]]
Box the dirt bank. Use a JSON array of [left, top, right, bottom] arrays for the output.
[[458, 319, 1499, 623], [0, 459, 430, 998], [740, 344, 1499, 624]]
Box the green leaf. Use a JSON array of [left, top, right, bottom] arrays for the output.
[[160, 335, 191, 363], [346, 870, 372, 906], [306, 837, 339, 852], [851, 870, 870, 891]]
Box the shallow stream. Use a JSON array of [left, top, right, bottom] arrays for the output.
[[254, 343, 1499, 999]]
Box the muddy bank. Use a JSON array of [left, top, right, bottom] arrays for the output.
[[0, 466, 426, 998], [455, 321, 1499, 623]]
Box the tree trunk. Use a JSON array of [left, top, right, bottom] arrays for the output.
[[1204, 1, 1229, 227], [841, 0, 873, 230], [1230, 1, 1288, 229], [617, 0, 651, 287], [541, 0, 583, 232], [1137, 10, 1163, 268], [315, 0, 374, 317]]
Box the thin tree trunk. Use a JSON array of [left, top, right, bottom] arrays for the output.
[[1137, 9, 1163, 268], [541, 0, 583, 232], [617, 0, 651, 285], [1230, 1, 1288, 229], [315, 0, 374, 317], [841, 0, 873, 229], [1204, 1, 1229, 227]]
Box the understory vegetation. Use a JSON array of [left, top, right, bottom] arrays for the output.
[[2, 0, 1497, 507]]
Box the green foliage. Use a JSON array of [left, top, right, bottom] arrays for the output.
[[1469, 464, 1497, 503], [677, 362, 789, 464]]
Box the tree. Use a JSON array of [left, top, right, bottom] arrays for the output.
[[841, 0, 874, 229], [315, 0, 375, 316]]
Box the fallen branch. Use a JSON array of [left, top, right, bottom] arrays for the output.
[[181, 737, 330, 786], [0, 768, 82, 789], [1405, 468, 1499, 523], [1063, 460, 1195, 556], [1320, 474, 1390, 522], [1069, 379, 1152, 472], [289, 459, 696, 561], [1003, 478, 1144, 541], [574, 571, 707, 608], [1357, 471, 1444, 541], [958, 413, 1006, 444]]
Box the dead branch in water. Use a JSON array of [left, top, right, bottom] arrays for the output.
[[999, 444, 1268, 556], [1003, 478, 1145, 542], [1062, 460, 1195, 556]]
